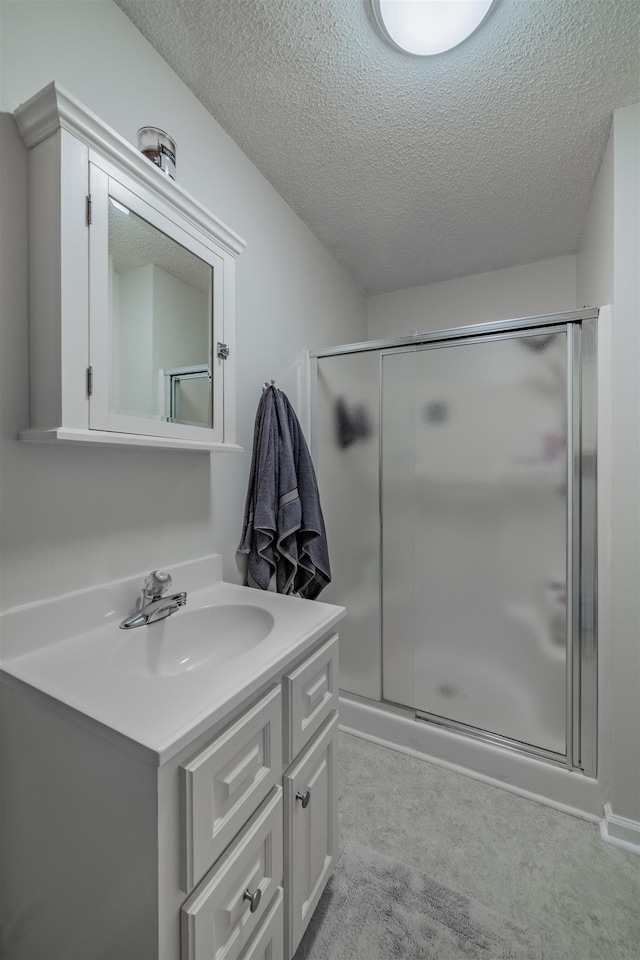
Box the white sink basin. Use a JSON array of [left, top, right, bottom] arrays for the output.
[[111, 603, 275, 677], [0, 555, 345, 762]]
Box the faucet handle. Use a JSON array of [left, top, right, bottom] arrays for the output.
[[144, 569, 172, 600]]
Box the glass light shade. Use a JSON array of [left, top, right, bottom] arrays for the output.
[[371, 0, 495, 56]]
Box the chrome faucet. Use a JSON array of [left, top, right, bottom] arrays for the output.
[[119, 569, 187, 629]]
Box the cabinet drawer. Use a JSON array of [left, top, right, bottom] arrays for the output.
[[181, 786, 283, 960], [238, 886, 284, 960], [180, 685, 282, 891], [284, 634, 338, 763], [284, 711, 338, 958]]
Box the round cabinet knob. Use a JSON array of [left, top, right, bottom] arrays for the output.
[[296, 790, 311, 809], [243, 887, 262, 913]]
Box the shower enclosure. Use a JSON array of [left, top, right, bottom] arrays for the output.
[[310, 311, 597, 776]]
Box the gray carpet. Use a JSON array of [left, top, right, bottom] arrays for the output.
[[294, 841, 543, 960]]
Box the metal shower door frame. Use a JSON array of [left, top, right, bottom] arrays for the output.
[[309, 309, 598, 777]]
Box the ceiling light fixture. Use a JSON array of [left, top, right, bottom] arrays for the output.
[[370, 0, 496, 57]]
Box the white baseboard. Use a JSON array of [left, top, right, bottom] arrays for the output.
[[600, 802, 640, 854]]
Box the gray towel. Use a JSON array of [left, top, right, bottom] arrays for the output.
[[238, 386, 331, 599]]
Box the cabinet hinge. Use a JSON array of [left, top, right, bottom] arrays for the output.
[[86, 194, 92, 226], [87, 366, 93, 397], [217, 342, 230, 360]]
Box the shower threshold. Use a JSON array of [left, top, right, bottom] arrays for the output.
[[339, 692, 605, 821], [414, 708, 568, 768]]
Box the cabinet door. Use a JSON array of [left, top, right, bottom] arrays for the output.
[[284, 712, 338, 959], [89, 158, 227, 444], [181, 787, 283, 960]]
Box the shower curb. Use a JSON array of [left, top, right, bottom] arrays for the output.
[[338, 693, 606, 822]]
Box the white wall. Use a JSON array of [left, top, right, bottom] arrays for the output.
[[578, 104, 640, 828], [0, 0, 366, 610], [576, 135, 614, 308], [609, 104, 640, 828], [589, 104, 640, 828], [367, 255, 577, 340]]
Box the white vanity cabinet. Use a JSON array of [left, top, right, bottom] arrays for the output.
[[178, 632, 339, 960], [0, 629, 339, 960], [13, 82, 245, 452]]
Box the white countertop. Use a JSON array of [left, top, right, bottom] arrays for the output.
[[0, 555, 344, 764]]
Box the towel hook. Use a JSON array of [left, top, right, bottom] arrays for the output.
[[263, 379, 276, 391]]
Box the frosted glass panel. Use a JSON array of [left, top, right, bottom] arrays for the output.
[[382, 331, 568, 754], [381, 351, 416, 708], [315, 353, 381, 700]]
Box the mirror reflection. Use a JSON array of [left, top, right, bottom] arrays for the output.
[[108, 197, 213, 428]]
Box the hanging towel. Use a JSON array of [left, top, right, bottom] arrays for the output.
[[239, 385, 331, 599]]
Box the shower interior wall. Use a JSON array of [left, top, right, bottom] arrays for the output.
[[577, 102, 639, 834]]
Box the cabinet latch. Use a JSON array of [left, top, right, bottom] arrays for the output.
[[217, 342, 230, 360], [87, 365, 93, 397]]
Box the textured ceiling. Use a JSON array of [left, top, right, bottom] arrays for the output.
[[114, 0, 640, 295], [109, 200, 211, 292]]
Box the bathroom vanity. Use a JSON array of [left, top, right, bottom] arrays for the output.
[[0, 556, 344, 959]]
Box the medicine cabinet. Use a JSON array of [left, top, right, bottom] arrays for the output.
[[13, 82, 245, 452]]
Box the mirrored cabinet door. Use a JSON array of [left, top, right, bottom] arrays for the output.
[[14, 82, 245, 452], [89, 162, 225, 443]]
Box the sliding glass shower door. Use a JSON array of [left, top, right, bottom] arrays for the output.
[[311, 310, 597, 773], [381, 328, 570, 756]]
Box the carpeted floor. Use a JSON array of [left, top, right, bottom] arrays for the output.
[[338, 732, 640, 960], [295, 840, 542, 960]]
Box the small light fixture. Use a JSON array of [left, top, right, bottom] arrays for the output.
[[370, 0, 496, 57]]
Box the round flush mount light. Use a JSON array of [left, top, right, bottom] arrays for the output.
[[370, 0, 496, 57]]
